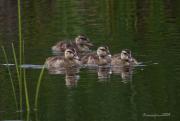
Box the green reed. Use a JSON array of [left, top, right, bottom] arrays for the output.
[[17, 0, 23, 111], [1, 46, 18, 110], [2, 43, 30, 113], [16, 0, 45, 112], [34, 65, 45, 110], [11, 43, 22, 112], [2, 0, 45, 115], [23, 69, 30, 111]]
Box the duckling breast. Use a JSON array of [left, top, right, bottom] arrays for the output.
[[98, 57, 111, 66], [87, 56, 97, 64]]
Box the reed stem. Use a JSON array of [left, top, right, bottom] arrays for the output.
[[1, 46, 18, 110], [23, 69, 30, 111], [34, 65, 45, 109], [17, 0, 23, 111], [12, 43, 22, 111]]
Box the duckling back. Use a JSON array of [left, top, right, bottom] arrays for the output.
[[52, 41, 73, 52], [45, 56, 81, 69], [45, 56, 65, 69], [81, 52, 98, 65], [51, 35, 93, 54]]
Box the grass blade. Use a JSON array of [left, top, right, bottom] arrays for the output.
[[34, 65, 45, 110], [1, 46, 18, 110], [23, 69, 30, 111], [12, 43, 22, 112], [17, 0, 23, 111]]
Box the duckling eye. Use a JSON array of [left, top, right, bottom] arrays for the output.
[[80, 37, 86, 40], [100, 48, 106, 51], [67, 51, 73, 53]]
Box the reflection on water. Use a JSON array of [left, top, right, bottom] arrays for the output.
[[47, 67, 80, 88], [46, 64, 138, 87], [143, 112, 171, 117], [97, 66, 111, 81], [65, 74, 80, 88], [112, 66, 133, 83], [0, 0, 180, 121]]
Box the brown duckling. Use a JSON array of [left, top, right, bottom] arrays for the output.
[[45, 48, 81, 69], [81, 46, 111, 66], [52, 35, 93, 53], [111, 49, 138, 66]]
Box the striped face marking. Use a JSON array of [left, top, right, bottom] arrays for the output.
[[65, 49, 75, 59], [121, 50, 131, 60], [97, 46, 110, 57]]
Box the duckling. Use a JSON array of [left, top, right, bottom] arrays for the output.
[[81, 46, 111, 66], [45, 48, 81, 69], [111, 49, 138, 66], [52, 35, 93, 53]]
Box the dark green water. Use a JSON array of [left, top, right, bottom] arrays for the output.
[[0, 0, 180, 121]]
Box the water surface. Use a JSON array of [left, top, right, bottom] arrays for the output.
[[0, 0, 180, 121]]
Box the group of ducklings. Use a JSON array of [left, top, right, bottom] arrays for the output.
[[45, 35, 139, 69]]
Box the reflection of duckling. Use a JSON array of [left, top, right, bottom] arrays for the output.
[[45, 48, 81, 69], [111, 49, 138, 66], [81, 46, 111, 66], [65, 69, 80, 88], [63, 68, 80, 88], [52, 35, 93, 53], [47, 66, 80, 75], [112, 66, 133, 82], [97, 66, 111, 81]]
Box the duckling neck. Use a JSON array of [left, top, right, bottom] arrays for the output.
[[64, 57, 74, 61], [77, 45, 89, 52], [124, 59, 129, 62], [63, 57, 78, 67], [98, 55, 111, 65]]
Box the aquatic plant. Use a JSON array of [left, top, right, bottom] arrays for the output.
[[1, 0, 45, 115], [17, 0, 23, 112], [1, 46, 18, 110], [34, 65, 45, 110]]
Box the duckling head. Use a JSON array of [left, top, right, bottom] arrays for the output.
[[97, 46, 111, 58], [64, 48, 79, 60], [120, 49, 132, 60], [75, 35, 93, 47]]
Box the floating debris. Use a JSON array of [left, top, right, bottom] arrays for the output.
[[20, 64, 44, 69], [153, 63, 159, 65], [143, 113, 170, 117], [1, 64, 15, 66]]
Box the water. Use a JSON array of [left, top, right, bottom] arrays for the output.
[[0, 0, 180, 120]]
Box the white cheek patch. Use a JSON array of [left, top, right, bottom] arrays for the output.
[[65, 52, 68, 56], [108, 54, 112, 58], [121, 54, 128, 60], [74, 56, 79, 60], [97, 50, 100, 55], [125, 55, 129, 59]]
